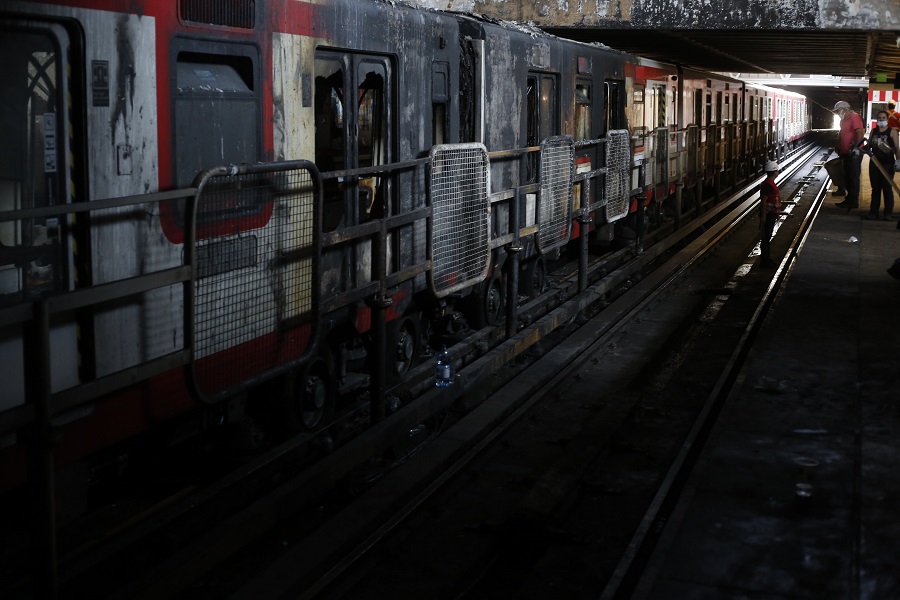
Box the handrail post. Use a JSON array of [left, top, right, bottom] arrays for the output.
[[368, 220, 391, 425], [25, 299, 58, 599], [505, 188, 522, 339]]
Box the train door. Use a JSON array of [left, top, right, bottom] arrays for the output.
[[723, 91, 733, 171], [649, 83, 669, 201], [0, 19, 80, 406], [767, 96, 774, 148], [314, 51, 393, 287], [525, 72, 559, 182], [604, 79, 625, 132], [694, 92, 703, 128], [630, 81, 646, 150], [603, 79, 632, 221], [712, 90, 723, 171], [573, 78, 594, 211], [776, 98, 783, 146], [524, 72, 558, 226]]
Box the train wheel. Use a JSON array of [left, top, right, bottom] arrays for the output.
[[388, 313, 421, 379], [522, 257, 545, 299], [283, 352, 334, 432], [466, 273, 505, 329], [483, 274, 505, 325]]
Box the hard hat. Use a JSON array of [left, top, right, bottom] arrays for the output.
[[765, 160, 779, 171], [833, 100, 850, 111]]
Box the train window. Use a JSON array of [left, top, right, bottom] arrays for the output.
[[357, 62, 387, 171], [166, 43, 262, 241], [433, 103, 447, 146], [525, 73, 559, 182], [633, 84, 645, 104], [603, 80, 623, 134], [715, 92, 722, 125], [315, 51, 393, 226], [432, 62, 449, 146], [541, 77, 558, 137], [315, 58, 345, 173], [526, 77, 538, 180], [575, 83, 591, 141], [173, 52, 258, 189], [0, 24, 71, 301]]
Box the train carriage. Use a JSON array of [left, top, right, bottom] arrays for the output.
[[625, 60, 810, 229], [453, 15, 632, 302], [0, 0, 465, 485]]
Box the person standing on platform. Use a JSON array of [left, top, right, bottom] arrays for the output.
[[759, 160, 785, 268], [833, 100, 865, 210], [887, 100, 899, 130], [866, 110, 900, 220]]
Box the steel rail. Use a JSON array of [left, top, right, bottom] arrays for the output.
[[602, 152, 832, 600]]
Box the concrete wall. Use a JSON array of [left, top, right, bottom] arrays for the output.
[[412, 0, 899, 29]]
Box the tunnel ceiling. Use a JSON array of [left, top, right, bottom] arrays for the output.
[[541, 29, 890, 77], [541, 27, 900, 109]]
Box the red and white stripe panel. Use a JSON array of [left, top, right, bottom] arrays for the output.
[[869, 90, 900, 103], [867, 90, 900, 130]]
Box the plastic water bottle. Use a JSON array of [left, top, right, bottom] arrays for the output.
[[435, 345, 452, 387]]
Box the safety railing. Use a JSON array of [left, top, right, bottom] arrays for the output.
[[187, 162, 323, 402], [0, 188, 197, 436], [0, 160, 327, 432]]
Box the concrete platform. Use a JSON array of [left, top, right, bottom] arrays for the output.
[[639, 155, 900, 599]]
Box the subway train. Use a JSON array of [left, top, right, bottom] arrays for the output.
[[0, 0, 809, 504]]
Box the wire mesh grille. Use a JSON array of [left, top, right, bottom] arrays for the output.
[[192, 167, 318, 397], [538, 136, 574, 251], [605, 129, 631, 223], [429, 144, 491, 298]]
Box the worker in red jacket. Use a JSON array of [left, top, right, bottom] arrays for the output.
[[759, 160, 786, 268], [887, 100, 899, 130], [833, 100, 865, 210]]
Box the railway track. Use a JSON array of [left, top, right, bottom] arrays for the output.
[[3, 142, 833, 599], [238, 145, 830, 600]]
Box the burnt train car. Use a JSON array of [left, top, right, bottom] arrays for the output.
[[0, 0, 456, 490], [0, 0, 808, 532], [452, 15, 632, 310]]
